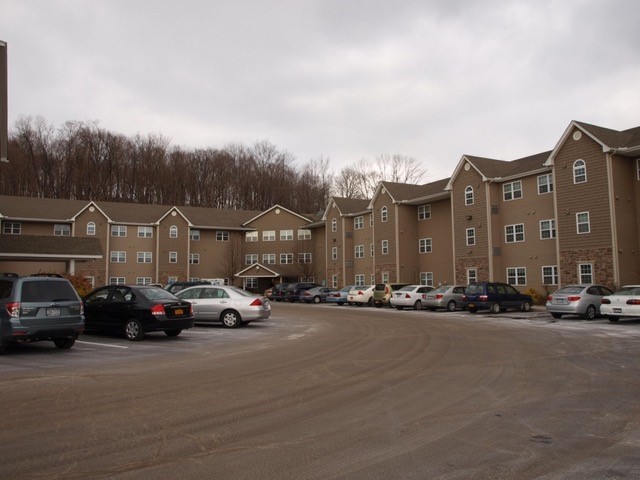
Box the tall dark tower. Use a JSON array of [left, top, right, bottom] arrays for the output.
[[0, 40, 7, 163]]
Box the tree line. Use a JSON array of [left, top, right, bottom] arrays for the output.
[[0, 116, 428, 212]]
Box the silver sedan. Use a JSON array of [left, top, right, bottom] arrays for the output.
[[545, 284, 613, 320], [176, 285, 271, 328], [424, 285, 467, 312]]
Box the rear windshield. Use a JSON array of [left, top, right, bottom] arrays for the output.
[[465, 284, 484, 295], [398, 285, 415, 292], [616, 286, 640, 296], [374, 284, 386, 291], [554, 286, 584, 294], [432, 285, 450, 293], [21, 280, 78, 302], [139, 287, 180, 301]]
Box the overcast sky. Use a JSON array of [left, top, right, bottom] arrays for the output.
[[2, 0, 639, 181]]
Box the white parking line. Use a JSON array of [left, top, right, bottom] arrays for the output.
[[76, 340, 129, 349]]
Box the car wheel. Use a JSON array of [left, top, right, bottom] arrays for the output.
[[396, 306, 404, 310], [521, 301, 532, 312], [337, 302, 344, 306], [375, 303, 382, 308], [164, 329, 182, 337], [608, 316, 619, 323], [447, 301, 456, 312], [490, 302, 501, 314], [313, 296, 321, 304], [356, 302, 363, 307], [54, 338, 75, 349], [124, 319, 145, 341], [367, 298, 373, 307], [583, 305, 596, 320], [221, 310, 242, 328], [414, 300, 422, 310], [468, 307, 478, 313], [551, 313, 563, 319]]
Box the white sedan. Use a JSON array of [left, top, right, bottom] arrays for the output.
[[390, 285, 435, 310], [600, 285, 640, 322], [347, 285, 375, 306]]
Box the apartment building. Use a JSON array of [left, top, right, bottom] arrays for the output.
[[1, 119, 639, 294]]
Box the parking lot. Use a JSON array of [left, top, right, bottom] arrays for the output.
[[2, 302, 640, 479]]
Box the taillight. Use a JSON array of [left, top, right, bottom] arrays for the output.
[[250, 298, 263, 306], [79, 303, 84, 315], [601, 298, 611, 304], [405, 293, 411, 298], [357, 290, 364, 295], [435, 294, 443, 299], [547, 295, 553, 301], [6, 302, 20, 317], [385, 286, 390, 294], [462, 295, 468, 301], [479, 295, 488, 301], [627, 299, 640, 305], [151, 304, 165, 316], [567, 296, 581, 302]]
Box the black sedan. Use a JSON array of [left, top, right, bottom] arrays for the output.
[[83, 285, 194, 341]]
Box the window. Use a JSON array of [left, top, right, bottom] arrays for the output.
[[573, 159, 587, 183], [189, 254, 200, 265], [465, 186, 474, 206], [466, 228, 476, 246], [331, 275, 338, 288], [245, 254, 258, 265], [467, 268, 477, 284], [111, 225, 127, 237], [280, 253, 293, 264], [110, 251, 126, 263], [280, 230, 293, 241], [136, 277, 152, 285], [138, 226, 153, 238], [505, 224, 525, 243], [538, 174, 554, 194], [331, 218, 337, 232], [370, 243, 374, 257], [245, 278, 258, 290], [109, 277, 126, 285], [85, 276, 95, 289], [420, 272, 433, 286], [169, 251, 177, 263], [298, 253, 312, 264], [263, 254, 276, 264], [418, 238, 432, 254], [355, 245, 364, 258], [54, 224, 70, 236], [298, 229, 311, 240], [418, 205, 431, 220], [579, 263, 593, 284], [245, 231, 258, 242], [331, 247, 338, 260], [137, 252, 152, 263], [503, 181, 522, 201], [370, 274, 375, 284], [190, 229, 201, 241], [381, 272, 389, 283], [542, 266, 558, 285], [355, 274, 365, 286], [507, 267, 527, 286], [354, 216, 364, 230], [3, 221, 21, 234], [370, 214, 374, 226], [86, 222, 96, 236], [167, 276, 178, 284], [263, 230, 276, 241], [216, 230, 229, 241], [576, 212, 590, 234], [381, 206, 388, 222], [540, 219, 556, 239], [381, 240, 389, 255], [169, 225, 178, 238]]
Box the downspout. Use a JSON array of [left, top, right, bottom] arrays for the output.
[[605, 153, 620, 285], [485, 183, 493, 280], [550, 169, 561, 286], [449, 192, 456, 283], [395, 203, 401, 282]]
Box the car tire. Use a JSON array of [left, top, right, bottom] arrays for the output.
[[396, 306, 404, 310], [164, 329, 182, 337], [490, 302, 501, 314], [337, 302, 344, 306], [124, 319, 145, 341], [414, 300, 422, 310], [54, 338, 75, 349], [313, 296, 321, 304], [551, 313, 563, 319], [468, 307, 478, 313], [375, 303, 382, 308], [521, 301, 532, 312], [221, 310, 242, 328], [447, 301, 456, 312], [608, 316, 619, 323], [367, 298, 373, 307], [583, 305, 596, 320]]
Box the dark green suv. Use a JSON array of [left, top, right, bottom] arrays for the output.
[[0, 274, 84, 352]]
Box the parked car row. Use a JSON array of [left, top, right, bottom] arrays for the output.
[[0, 274, 271, 352], [272, 280, 640, 324]]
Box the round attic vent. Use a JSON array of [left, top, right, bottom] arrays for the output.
[[464, 163, 470, 171], [275, 208, 281, 214], [171, 211, 177, 216], [573, 131, 582, 141], [89, 206, 95, 212]]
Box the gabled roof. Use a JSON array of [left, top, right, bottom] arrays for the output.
[[368, 179, 451, 209], [242, 204, 313, 227], [546, 120, 640, 166], [0, 196, 88, 221], [235, 263, 280, 278], [322, 197, 371, 220], [177, 206, 260, 230]]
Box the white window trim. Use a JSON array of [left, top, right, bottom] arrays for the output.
[[465, 186, 474, 206], [539, 219, 556, 239], [573, 159, 587, 184], [576, 211, 590, 234]]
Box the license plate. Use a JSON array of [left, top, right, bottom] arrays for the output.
[[175, 308, 184, 315], [467, 303, 476, 309], [554, 299, 569, 305], [613, 308, 622, 313], [46, 307, 61, 316]]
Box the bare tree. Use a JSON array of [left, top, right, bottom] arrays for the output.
[[220, 236, 243, 284]]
